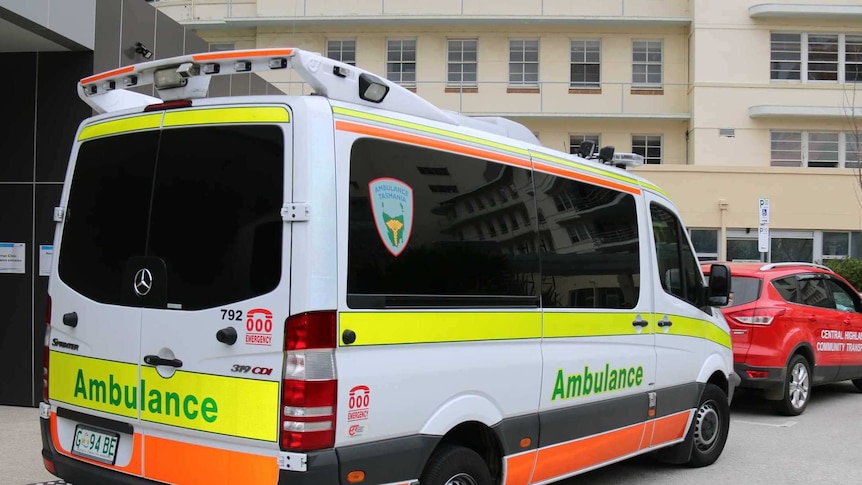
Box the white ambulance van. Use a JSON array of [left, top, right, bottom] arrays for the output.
[[40, 48, 739, 485]]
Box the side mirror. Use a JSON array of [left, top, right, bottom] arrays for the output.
[[707, 264, 731, 306]]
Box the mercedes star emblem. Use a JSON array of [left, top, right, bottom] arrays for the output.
[[134, 268, 153, 297]]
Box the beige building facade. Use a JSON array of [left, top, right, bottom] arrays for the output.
[[153, 0, 862, 264]]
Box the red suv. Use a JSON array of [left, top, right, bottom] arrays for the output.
[[702, 262, 862, 415]]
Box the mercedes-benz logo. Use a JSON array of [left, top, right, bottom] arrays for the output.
[[134, 268, 153, 297]]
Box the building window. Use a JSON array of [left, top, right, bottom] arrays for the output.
[[509, 39, 539, 86], [771, 32, 862, 83], [690, 229, 719, 261], [447, 39, 477, 86], [823, 231, 851, 259], [387, 39, 416, 86], [209, 42, 235, 52], [771, 131, 861, 168], [570, 39, 600, 88], [632, 135, 662, 164], [632, 40, 662, 87], [326, 39, 356, 66], [569, 134, 600, 156]]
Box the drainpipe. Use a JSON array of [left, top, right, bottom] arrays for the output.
[[718, 198, 728, 260]]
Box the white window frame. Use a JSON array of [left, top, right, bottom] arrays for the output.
[[770, 32, 862, 84], [326, 39, 356, 66], [447, 38, 478, 87], [632, 39, 663, 88], [632, 134, 662, 164], [569, 134, 601, 156], [570, 39, 601, 88], [509, 39, 540, 86], [770, 131, 862, 168], [386, 38, 417, 86]]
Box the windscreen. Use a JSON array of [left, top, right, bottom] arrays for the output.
[[59, 124, 285, 310]]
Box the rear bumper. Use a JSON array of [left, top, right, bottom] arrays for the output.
[[734, 363, 785, 391], [40, 406, 340, 485]]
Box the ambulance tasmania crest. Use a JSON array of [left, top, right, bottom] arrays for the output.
[[368, 178, 414, 256]]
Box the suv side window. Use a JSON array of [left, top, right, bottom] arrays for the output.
[[650, 203, 702, 307], [825, 278, 860, 312], [799, 277, 832, 309], [772, 276, 799, 303]]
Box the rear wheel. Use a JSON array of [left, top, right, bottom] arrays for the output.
[[773, 354, 811, 416], [687, 383, 730, 468], [420, 445, 493, 485]]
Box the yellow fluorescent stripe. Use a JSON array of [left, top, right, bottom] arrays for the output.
[[78, 113, 163, 141], [48, 352, 280, 441], [163, 106, 290, 126], [333, 106, 530, 156], [339, 312, 542, 346], [659, 315, 732, 349], [530, 151, 640, 189], [543, 312, 651, 338], [639, 181, 670, 198]]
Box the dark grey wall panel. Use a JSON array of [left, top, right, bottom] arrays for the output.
[[184, 30, 208, 55], [230, 74, 251, 96], [32, 184, 63, 404], [209, 75, 231, 97], [155, 10, 184, 60], [251, 74, 269, 95], [121, 0, 156, 67], [94, 0, 121, 73], [0, 53, 36, 183], [36, 52, 94, 183], [0, 185, 34, 406]]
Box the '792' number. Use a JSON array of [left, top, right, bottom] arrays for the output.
[[221, 309, 243, 321]]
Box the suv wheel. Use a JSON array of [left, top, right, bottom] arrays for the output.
[[774, 354, 811, 416]]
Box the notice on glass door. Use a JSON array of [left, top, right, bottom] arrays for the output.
[[39, 245, 53, 276], [0, 243, 25, 274]]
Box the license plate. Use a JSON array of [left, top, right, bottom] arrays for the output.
[[71, 425, 119, 464]]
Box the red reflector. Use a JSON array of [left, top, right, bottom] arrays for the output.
[[283, 380, 337, 408], [43, 457, 55, 474], [281, 429, 335, 451], [286, 311, 337, 350], [144, 99, 193, 111], [746, 370, 770, 379]]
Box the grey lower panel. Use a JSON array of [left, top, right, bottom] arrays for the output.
[[492, 413, 540, 455], [335, 434, 439, 485]]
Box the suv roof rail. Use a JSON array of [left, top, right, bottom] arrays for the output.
[[759, 262, 832, 271]]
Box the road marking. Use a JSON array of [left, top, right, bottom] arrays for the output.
[[734, 419, 798, 428]]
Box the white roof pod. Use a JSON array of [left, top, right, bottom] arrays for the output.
[[76, 47, 541, 145]]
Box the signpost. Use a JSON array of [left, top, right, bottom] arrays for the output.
[[758, 198, 770, 256]]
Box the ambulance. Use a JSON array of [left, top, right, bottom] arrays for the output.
[[40, 47, 739, 485]]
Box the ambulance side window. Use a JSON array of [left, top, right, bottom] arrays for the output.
[[346, 138, 542, 309], [651, 203, 703, 307], [531, 173, 640, 309]]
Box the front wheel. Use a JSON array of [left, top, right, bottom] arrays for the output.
[[773, 354, 811, 416], [419, 445, 493, 485], [687, 383, 730, 468]]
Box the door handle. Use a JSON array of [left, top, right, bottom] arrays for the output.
[[216, 326, 238, 345], [62, 312, 78, 327], [143, 355, 183, 368], [658, 317, 673, 328], [632, 316, 649, 328]]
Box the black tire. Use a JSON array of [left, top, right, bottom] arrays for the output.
[[419, 444, 493, 485], [853, 378, 862, 392], [687, 383, 730, 468], [773, 354, 811, 416]]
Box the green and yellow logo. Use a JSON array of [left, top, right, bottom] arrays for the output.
[[50, 352, 279, 441], [369, 178, 413, 257], [551, 363, 644, 401]]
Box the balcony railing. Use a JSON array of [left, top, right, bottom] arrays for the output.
[[268, 80, 690, 118]]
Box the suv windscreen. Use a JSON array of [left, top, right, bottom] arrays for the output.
[[59, 124, 285, 310]]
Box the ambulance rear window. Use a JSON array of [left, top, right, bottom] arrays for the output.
[[59, 125, 284, 310]]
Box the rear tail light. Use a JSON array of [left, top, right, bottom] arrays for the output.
[[280, 311, 337, 451], [43, 296, 51, 402], [727, 307, 786, 326]]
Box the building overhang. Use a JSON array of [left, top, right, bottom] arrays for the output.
[[472, 112, 691, 121], [749, 105, 862, 119], [749, 3, 862, 20], [181, 15, 692, 30]]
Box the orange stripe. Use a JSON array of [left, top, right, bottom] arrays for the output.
[[50, 413, 143, 475], [533, 162, 641, 195], [143, 435, 278, 485], [336, 120, 532, 169], [531, 423, 643, 483], [639, 420, 655, 450], [193, 48, 294, 61], [504, 450, 537, 485], [81, 66, 135, 85], [651, 410, 692, 446]]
